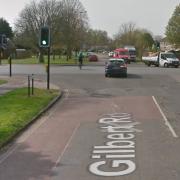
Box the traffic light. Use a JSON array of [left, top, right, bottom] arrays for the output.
[[0, 34, 7, 45], [155, 40, 160, 49], [40, 27, 50, 47]]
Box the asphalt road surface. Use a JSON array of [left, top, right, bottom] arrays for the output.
[[0, 59, 180, 180]]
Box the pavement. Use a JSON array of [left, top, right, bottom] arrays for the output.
[[0, 75, 59, 95]]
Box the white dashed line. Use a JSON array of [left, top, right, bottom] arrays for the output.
[[53, 122, 80, 169], [152, 96, 178, 138]]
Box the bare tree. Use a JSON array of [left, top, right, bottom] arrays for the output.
[[113, 22, 155, 60], [15, 0, 88, 62], [85, 29, 110, 50], [115, 22, 137, 46], [59, 0, 88, 60], [15, 0, 62, 62]]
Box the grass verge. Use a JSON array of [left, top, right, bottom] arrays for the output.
[[0, 80, 7, 85], [2, 56, 89, 65], [0, 88, 59, 147]]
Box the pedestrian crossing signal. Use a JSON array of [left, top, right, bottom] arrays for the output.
[[40, 27, 50, 47]]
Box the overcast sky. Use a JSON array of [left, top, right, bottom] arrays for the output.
[[0, 0, 179, 38]]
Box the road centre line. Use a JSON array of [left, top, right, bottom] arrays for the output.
[[152, 96, 178, 138]]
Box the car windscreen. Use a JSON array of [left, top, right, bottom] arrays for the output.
[[129, 50, 136, 55], [164, 53, 176, 59], [109, 60, 125, 65], [119, 51, 129, 55]]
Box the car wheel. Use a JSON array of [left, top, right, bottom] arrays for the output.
[[155, 64, 159, 67], [105, 73, 109, 77], [124, 74, 127, 78], [175, 65, 179, 68], [164, 63, 168, 68]]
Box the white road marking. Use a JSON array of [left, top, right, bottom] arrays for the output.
[[93, 149, 135, 153], [0, 89, 70, 164], [106, 154, 135, 158], [111, 102, 119, 113], [53, 122, 80, 169], [0, 145, 19, 165], [18, 89, 70, 143], [89, 113, 138, 177], [152, 96, 178, 138]]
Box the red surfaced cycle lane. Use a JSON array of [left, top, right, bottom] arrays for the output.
[[0, 95, 179, 180]]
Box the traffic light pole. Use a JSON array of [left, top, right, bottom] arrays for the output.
[[0, 49, 2, 65], [47, 47, 50, 89], [39, 26, 50, 89], [9, 55, 12, 77]]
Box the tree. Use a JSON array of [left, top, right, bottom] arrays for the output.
[[114, 22, 154, 59], [85, 29, 110, 50], [135, 29, 154, 59], [0, 18, 13, 38], [166, 4, 180, 47], [142, 31, 154, 50], [14, 0, 63, 62], [14, 0, 88, 62], [114, 22, 137, 47], [59, 0, 88, 60]]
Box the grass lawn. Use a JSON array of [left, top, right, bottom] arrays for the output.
[[0, 79, 7, 85], [2, 55, 89, 65], [0, 88, 59, 147]]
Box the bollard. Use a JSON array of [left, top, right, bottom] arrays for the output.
[[9, 55, 12, 77], [45, 64, 48, 73], [28, 75, 31, 97], [27, 74, 35, 97], [31, 74, 34, 95]]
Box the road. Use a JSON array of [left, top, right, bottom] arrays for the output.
[[0, 58, 180, 179]]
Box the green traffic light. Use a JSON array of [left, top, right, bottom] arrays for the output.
[[42, 40, 47, 45], [40, 27, 50, 47]]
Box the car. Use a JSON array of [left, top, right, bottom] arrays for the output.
[[108, 51, 114, 57], [88, 54, 98, 62], [87, 51, 94, 57], [105, 58, 127, 77]]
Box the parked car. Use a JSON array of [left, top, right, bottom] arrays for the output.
[[108, 51, 114, 57], [88, 54, 98, 62], [87, 51, 94, 57], [105, 58, 127, 77]]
